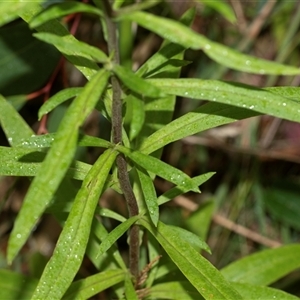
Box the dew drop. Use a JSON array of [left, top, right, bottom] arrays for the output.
[[245, 60, 251, 66], [16, 233, 22, 239], [184, 91, 189, 96], [249, 105, 255, 109], [204, 44, 211, 50], [222, 50, 228, 56], [282, 102, 286, 106]]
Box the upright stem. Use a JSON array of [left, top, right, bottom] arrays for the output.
[[101, 0, 140, 279]]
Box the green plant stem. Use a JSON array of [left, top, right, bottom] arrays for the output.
[[101, 0, 140, 280]]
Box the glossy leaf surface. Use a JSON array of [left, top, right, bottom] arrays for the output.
[[116, 145, 200, 193], [140, 102, 257, 155], [136, 166, 159, 226], [123, 11, 300, 75], [38, 88, 83, 120], [140, 218, 242, 299], [232, 282, 298, 300], [20, 4, 99, 80], [157, 172, 215, 205], [8, 69, 110, 263], [34, 32, 108, 63], [63, 269, 125, 300], [30, 2, 103, 28], [148, 281, 200, 300], [97, 216, 140, 258], [196, 0, 236, 23], [0, 1, 42, 26], [0, 95, 34, 146], [221, 244, 300, 285], [148, 79, 300, 123], [112, 64, 165, 97], [31, 148, 117, 299]]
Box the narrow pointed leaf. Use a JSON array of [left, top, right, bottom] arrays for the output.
[[266, 86, 300, 101], [136, 7, 195, 78], [136, 167, 159, 226], [196, 0, 236, 23], [134, 8, 194, 152], [112, 64, 165, 97], [221, 244, 300, 285], [63, 269, 126, 300], [232, 282, 299, 300], [167, 225, 211, 254], [123, 11, 300, 75], [30, 2, 103, 28], [8, 69, 110, 263], [0, 146, 91, 180], [16, 133, 111, 150], [148, 79, 300, 123], [96, 216, 140, 258], [0, 95, 34, 146], [31, 148, 117, 300], [124, 274, 139, 300], [140, 218, 242, 299], [140, 102, 257, 155], [0, 1, 42, 27], [148, 281, 200, 300], [158, 172, 215, 205], [34, 32, 108, 63], [38, 88, 83, 120], [116, 145, 200, 193], [20, 4, 99, 80], [124, 94, 145, 141]]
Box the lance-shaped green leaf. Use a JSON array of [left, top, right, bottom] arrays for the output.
[[38, 87, 83, 120], [136, 166, 159, 226], [96, 216, 140, 258], [139, 218, 242, 299], [124, 94, 145, 141], [0, 269, 38, 300], [196, 0, 236, 23], [112, 64, 165, 97], [0, 95, 34, 146], [116, 145, 200, 193], [16, 133, 112, 150], [158, 172, 215, 206], [7, 69, 110, 263], [34, 32, 108, 64], [147, 79, 300, 123], [148, 281, 200, 300], [140, 102, 258, 155], [134, 8, 194, 153], [136, 7, 195, 78], [63, 269, 126, 300], [232, 282, 298, 300], [0, 1, 42, 27], [124, 274, 139, 300], [0, 146, 91, 180], [122, 11, 300, 75], [221, 244, 300, 285], [266, 86, 300, 101], [30, 2, 103, 28], [20, 4, 99, 80], [31, 148, 118, 300]]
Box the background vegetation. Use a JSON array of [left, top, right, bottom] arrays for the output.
[[1, 0, 300, 299]]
